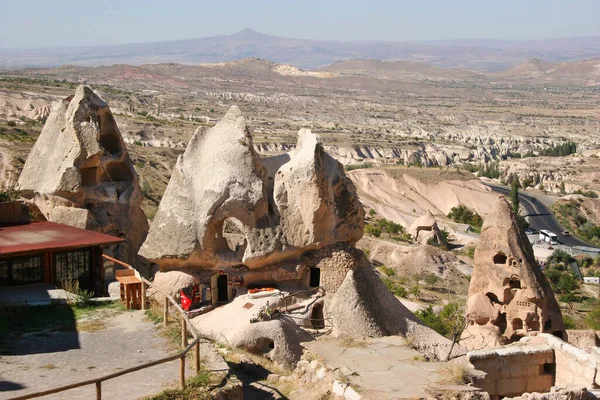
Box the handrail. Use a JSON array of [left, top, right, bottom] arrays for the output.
[[10, 255, 202, 400]]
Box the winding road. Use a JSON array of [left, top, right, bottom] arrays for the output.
[[486, 183, 592, 248]]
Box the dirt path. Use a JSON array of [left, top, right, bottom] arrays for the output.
[[0, 310, 194, 400]]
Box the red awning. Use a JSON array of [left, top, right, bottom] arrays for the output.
[[0, 221, 125, 256]]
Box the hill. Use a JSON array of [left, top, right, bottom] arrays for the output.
[[3, 29, 600, 71]]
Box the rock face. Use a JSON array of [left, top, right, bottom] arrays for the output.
[[327, 254, 465, 361], [17, 85, 148, 263], [139, 105, 274, 267], [273, 129, 364, 248], [462, 197, 566, 350], [139, 108, 364, 274]]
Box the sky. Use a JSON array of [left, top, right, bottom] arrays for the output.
[[1, 0, 600, 49]]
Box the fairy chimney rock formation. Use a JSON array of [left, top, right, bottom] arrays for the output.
[[462, 197, 566, 350], [17, 85, 148, 262], [139, 105, 272, 265], [139, 108, 364, 274], [274, 128, 364, 248], [409, 209, 447, 246]]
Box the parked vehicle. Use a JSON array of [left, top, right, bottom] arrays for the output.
[[539, 230, 559, 245], [561, 230, 571, 236]]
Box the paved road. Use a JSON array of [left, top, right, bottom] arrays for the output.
[[486, 183, 592, 248]]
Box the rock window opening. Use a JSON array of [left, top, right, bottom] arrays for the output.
[[486, 292, 502, 305], [221, 218, 247, 254], [552, 330, 564, 340], [497, 313, 507, 334], [80, 167, 99, 186], [309, 267, 321, 288], [493, 253, 508, 265], [99, 133, 121, 154], [251, 338, 275, 355], [105, 163, 133, 182], [509, 276, 521, 289], [542, 363, 556, 375], [311, 303, 325, 329], [512, 318, 523, 330]]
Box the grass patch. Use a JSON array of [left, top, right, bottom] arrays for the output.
[[144, 300, 183, 350], [142, 367, 222, 400], [0, 301, 121, 352], [437, 363, 470, 385]]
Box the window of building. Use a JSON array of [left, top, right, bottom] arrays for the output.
[[0, 255, 44, 285], [54, 249, 91, 289]]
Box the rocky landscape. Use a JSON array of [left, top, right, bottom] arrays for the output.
[[2, 47, 600, 399]]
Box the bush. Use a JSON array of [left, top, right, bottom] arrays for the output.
[[0, 186, 21, 202], [573, 189, 598, 198], [415, 306, 448, 336], [447, 205, 483, 230], [379, 265, 396, 277], [365, 224, 382, 237], [563, 315, 577, 329], [586, 306, 600, 330], [381, 277, 407, 298], [344, 163, 372, 172]]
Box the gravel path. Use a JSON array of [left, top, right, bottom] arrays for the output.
[[0, 309, 194, 400]]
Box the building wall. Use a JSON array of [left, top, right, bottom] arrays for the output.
[[302, 243, 357, 294], [467, 345, 555, 398]]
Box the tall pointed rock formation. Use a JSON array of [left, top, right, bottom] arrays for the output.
[[18, 85, 148, 263], [462, 197, 566, 350]]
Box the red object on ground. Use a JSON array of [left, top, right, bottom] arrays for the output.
[[0, 221, 124, 256]]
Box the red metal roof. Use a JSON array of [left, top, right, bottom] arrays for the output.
[[0, 221, 125, 256]]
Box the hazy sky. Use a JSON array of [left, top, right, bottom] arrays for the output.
[[2, 0, 600, 48]]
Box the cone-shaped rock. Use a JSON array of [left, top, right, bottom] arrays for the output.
[[139, 106, 273, 267], [462, 197, 566, 350], [273, 129, 364, 247], [18, 85, 148, 263]]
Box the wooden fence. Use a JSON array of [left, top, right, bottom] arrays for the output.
[[11, 255, 200, 400]]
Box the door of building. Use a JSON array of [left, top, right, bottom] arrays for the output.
[[309, 267, 321, 287], [217, 274, 228, 302]]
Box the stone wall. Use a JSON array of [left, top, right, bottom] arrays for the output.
[[467, 345, 555, 398], [540, 334, 600, 389], [302, 243, 358, 294]]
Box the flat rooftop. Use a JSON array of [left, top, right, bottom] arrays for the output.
[[0, 221, 124, 256]]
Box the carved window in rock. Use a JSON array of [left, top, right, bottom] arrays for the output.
[[512, 318, 523, 330], [509, 275, 521, 289], [493, 252, 508, 265]]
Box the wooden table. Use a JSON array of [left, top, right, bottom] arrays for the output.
[[116, 274, 142, 309]]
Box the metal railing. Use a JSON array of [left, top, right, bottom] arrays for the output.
[[11, 255, 202, 400]]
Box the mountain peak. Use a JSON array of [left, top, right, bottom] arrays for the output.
[[231, 28, 268, 38]]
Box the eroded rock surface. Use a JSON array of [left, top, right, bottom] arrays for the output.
[[17, 85, 148, 263], [139, 109, 364, 271], [462, 197, 566, 350]]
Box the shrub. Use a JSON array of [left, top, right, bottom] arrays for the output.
[[365, 224, 382, 237], [344, 163, 372, 172], [586, 306, 600, 330], [563, 315, 577, 329], [573, 189, 598, 198], [415, 306, 448, 336], [447, 205, 483, 230], [379, 265, 396, 277]]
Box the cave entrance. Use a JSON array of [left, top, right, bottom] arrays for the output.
[[217, 274, 228, 302], [509, 276, 522, 289], [311, 303, 325, 329], [251, 338, 275, 355], [309, 267, 321, 288]]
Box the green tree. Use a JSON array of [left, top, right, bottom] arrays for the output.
[[559, 181, 566, 194], [415, 306, 448, 336], [556, 273, 579, 294], [424, 273, 441, 290], [510, 178, 520, 216]]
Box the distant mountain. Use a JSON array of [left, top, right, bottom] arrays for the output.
[[497, 58, 600, 84], [2, 29, 600, 72]]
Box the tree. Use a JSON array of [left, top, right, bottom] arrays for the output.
[[510, 178, 520, 216], [415, 306, 448, 336], [559, 181, 566, 194], [556, 273, 579, 294], [409, 284, 421, 300], [424, 273, 441, 290]]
